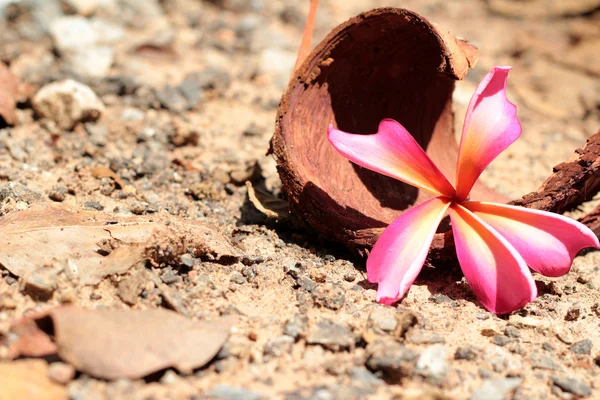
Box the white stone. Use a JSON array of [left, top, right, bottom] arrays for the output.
[[33, 80, 105, 130]]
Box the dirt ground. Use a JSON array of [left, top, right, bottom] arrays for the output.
[[0, 0, 600, 399]]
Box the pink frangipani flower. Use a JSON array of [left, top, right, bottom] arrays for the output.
[[328, 66, 599, 314]]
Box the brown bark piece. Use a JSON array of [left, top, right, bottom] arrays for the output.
[[271, 7, 600, 259], [272, 7, 492, 256]]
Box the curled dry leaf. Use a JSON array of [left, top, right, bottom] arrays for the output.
[[0, 63, 32, 126], [245, 181, 290, 220], [90, 166, 125, 189], [6, 306, 234, 380], [0, 203, 241, 285], [0, 360, 67, 400]]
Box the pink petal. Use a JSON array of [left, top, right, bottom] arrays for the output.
[[368, 197, 451, 305], [449, 204, 537, 314], [329, 119, 456, 197], [455, 67, 522, 201], [463, 201, 599, 277]]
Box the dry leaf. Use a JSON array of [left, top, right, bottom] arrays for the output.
[[91, 166, 125, 189], [0, 63, 31, 126], [246, 181, 290, 220], [7, 307, 234, 380], [0, 204, 241, 285], [0, 360, 67, 400]]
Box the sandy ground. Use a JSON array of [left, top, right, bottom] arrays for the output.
[[0, 0, 599, 399]]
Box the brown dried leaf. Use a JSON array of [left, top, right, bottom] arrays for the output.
[[246, 181, 290, 220], [7, 307, 234, 380], [0, 204, 241, 285], [0, 360, 67, 400], [91, 166, 125, 189], [0, 63, 31, 126]]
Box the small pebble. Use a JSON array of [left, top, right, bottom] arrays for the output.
[[570, 339, 592, 355], [283, 314, 307, 340], [429, 293, 452, 304], [416, 345, 449, 385], [455, 346, 479, 361], [263, 335, 294, 358], [48, 362, 76, 385], [306, 319, 355, 351], [230, 272, 246, 285], [564, 306, 581, 321], [493, 335, 514, 347], [84, 201, 104, 211], [48, 184, 68, 202], [551, 376, 592, 397]]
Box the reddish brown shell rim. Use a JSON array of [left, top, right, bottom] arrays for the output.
[[270, 7, 600, 259]]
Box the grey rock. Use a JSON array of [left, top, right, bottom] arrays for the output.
[[570, 339, 592, 355], [349, 367, 384, 386], [416, 345, 449, 385], [314, 284, 345, 310], [159, 285, 189, 316], [121, 107, 145, 122], [365, 339, 418, 380], [306, 320, 354, 351], [49, 184, 68, 202], [205, 385, 263, 400], [180, 254, 196, 268], [160, 268, 180, 285], [406, 329, 446, 344], [455, 345, 479, 361], [185, 69, 231, 95], [116, 270, 150, 305], [530, 351, 560, 371], [50, 15, 98, 53], [241, 265, 256, 282], [284, 314, 307, 340], [264, 335, 294, 358], [85, 122, 108, 146], [504, 326, 521, 338], [65, 46, 114, 78], [155, 85, 189, 113], [368, 306, 398, 333], [493, 335, 514, 347], [178, 78, 204, 109], [49, 16, 117, 77], [22, 265, 61, 298], [429, 293, 452, 304], [83, 201, 104, 211], [33, 80, 105, 130], [230, 272, 246, 285], [470, 378, 523, 400], [551, 376, 592, 397]]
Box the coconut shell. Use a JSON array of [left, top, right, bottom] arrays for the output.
[[271, 7, 600, 258]]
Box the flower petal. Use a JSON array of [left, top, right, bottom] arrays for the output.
[[329, 119, 456, 197], [463, 201, 599, 277], [449, 204, 537, 314], [368, 197, 451, 305], [455, 67, 521, 200]]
